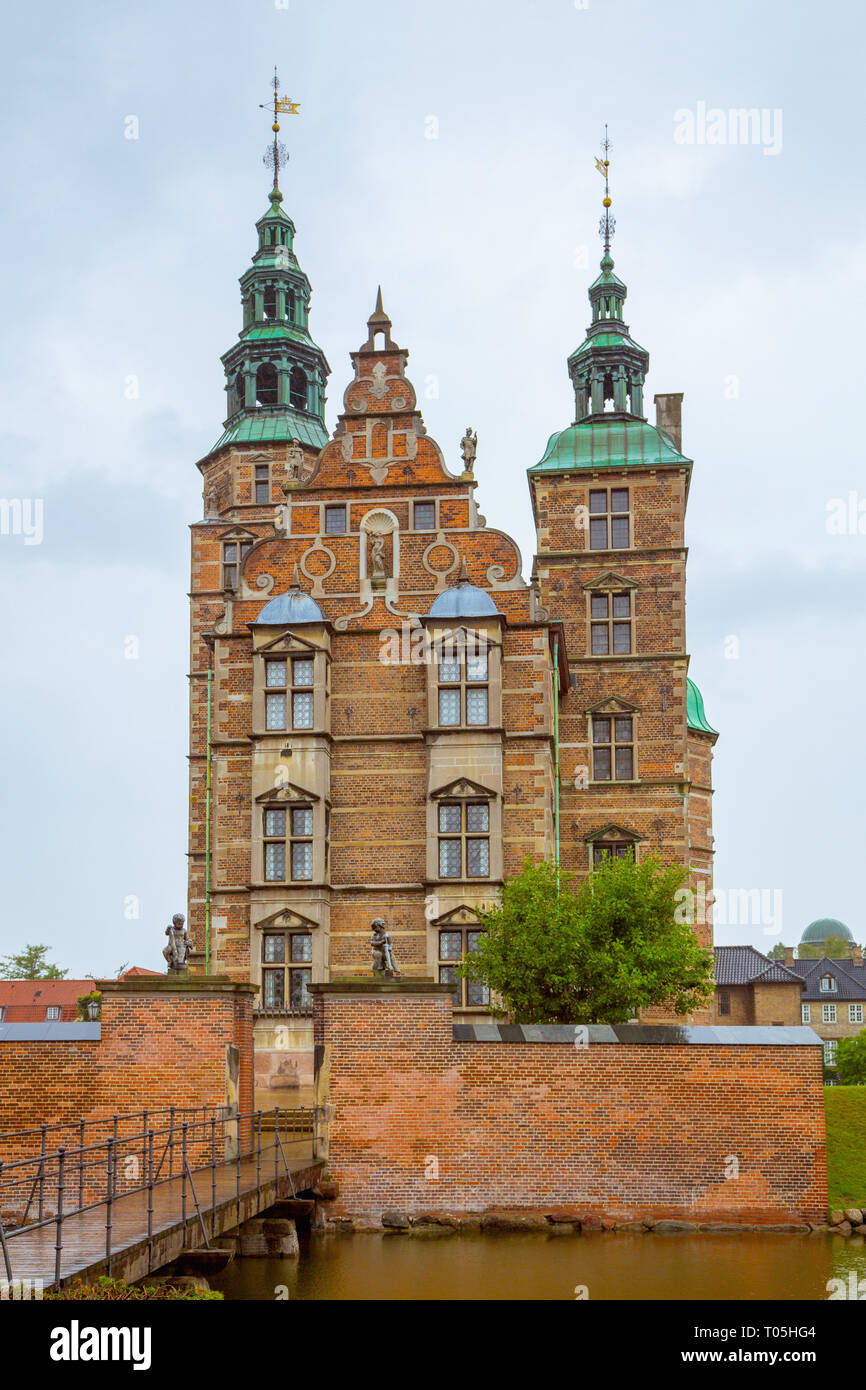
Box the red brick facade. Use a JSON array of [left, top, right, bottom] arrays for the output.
[[313, 983, 827, 1224]]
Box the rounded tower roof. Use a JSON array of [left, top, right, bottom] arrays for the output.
[[428, 573, 499, 619], [254, 569, 324, 625], [800, 918, 854, 945]]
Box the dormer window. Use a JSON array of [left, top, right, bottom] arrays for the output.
[[438, 649, 488, 727], [820, 974, 837, 993]]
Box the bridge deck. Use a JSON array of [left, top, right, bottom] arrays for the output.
[[3, 1142, 323, 1290]]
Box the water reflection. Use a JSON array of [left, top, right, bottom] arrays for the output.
[[210, 1232, 866, 1301]]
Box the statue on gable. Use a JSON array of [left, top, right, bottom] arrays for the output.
[[370, 918, 400, 978], [460, 427, 477, 473], [284, 438, 306, 490], [163, 913, 190, 973]]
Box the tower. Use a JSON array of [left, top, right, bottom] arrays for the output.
[[528, 131, 718, 1003]]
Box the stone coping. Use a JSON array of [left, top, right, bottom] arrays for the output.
[[310, 980, 453, 997], [96, 975, 258, 996], [452, 1023, 824, 1046], [0, 1023, 101, 1042]]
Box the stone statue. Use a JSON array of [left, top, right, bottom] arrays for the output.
[[370, 532, 387, 579], [285, 438, 305, 483], [371, 918, 400, 978], [163, 913, 190, 973], [460, 427, 477, 472]]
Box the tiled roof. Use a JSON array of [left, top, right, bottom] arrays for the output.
[[791, 956, 866, 1001], [714, 946, 802, 987], [0, 979, 91, 1022]]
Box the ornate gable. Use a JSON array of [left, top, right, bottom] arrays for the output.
[[583, 822, 644, 843], [254, 906, 319, 932], [432, 904, 484, 928], [585, 695, 640, 715], [254, 781, 320, 806], [581, 570, 638, 592], [430, 776, 496, 801]]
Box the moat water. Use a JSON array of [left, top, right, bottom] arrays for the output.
[[210, 1230, 866, 1301]]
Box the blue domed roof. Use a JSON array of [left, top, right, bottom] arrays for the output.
[[428, 577, 499, 619], [254, 581, 324, 626], [800, 918, 854, 945]]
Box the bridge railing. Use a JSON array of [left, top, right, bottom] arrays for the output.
[[0, 1105, 320, 1289]]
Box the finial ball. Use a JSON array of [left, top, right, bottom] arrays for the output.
[[603, 197, 611, 208]]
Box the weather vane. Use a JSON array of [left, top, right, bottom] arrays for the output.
[[260, 66, 300, 193], [594, 125, 615, 254]]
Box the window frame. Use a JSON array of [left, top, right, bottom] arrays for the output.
[[437, 925, 489, 1010], [588, 487, 631, 551], [324, 504, 347, 535], [254, 463, 270, 504], [436, 646, 489, 729], [437, 800, 491, 881], [222, 539, 253, 590], [849, 1003, 863, 1024], [801, 1003, 811, 1023], [822, 1003, 837, 1023], [591, 713, 636, 782], [413, 500, 436, 531], [718, 991, 730, 1017], [823, 1039, 838, 1066], [589, 589, 633, 656], [261, 930, 313, 1012]]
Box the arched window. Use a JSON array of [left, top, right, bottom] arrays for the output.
[[290, 366, 307, 411], [285, 290, 295, 323], [603, 371, 615, 411], [256, 363, 278, 407], [233, 371, 245, 413], [263, 286, 277, 321]]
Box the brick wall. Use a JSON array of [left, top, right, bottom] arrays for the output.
[[313, 982, 827, 1223]]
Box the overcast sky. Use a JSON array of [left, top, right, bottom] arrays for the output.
[[1, 0, 863, 976]]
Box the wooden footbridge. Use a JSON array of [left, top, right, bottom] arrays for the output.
[[0, 1106, 324, 1291]]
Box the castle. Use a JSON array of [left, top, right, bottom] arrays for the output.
[[185, 134, 718, 1093]]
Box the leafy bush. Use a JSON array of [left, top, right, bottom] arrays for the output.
[[46, 1276, 222, 1301]]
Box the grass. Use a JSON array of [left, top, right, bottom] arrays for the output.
[[825, 1086, 866, 1209]]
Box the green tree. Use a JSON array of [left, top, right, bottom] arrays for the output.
[[767, 943, 787, 961], [799, 935, 853, 960], [0, 944, 68, 979], [835, 1032, 866, 1085], [460, 855, 714, 1024]]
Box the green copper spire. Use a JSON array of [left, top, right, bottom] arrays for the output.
[[567, 129, 649, 422], [209, 70, 330, 455]]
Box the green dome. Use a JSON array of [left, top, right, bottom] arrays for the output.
[[530, 418, 690, 473], [800, 918, 854, 944]]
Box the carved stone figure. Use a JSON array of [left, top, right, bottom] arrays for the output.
[[286, 438, 305, 482], [163, 913, 190, 973], [460, 427, 477, 471], [370, 532, 387, 579], [371, 917, 400, 977]]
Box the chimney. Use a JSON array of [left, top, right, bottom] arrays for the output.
[[784, 945, 795, 967], [852, 943, 863, 967], [654, 393, 683, 451]]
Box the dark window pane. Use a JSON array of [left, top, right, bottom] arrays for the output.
[[614, 844, 632, 860], [292, 658, 314, 687], [292, 691, 314, 728], [592, 717, 611, 744], [589, 490, 607, 514], [265, 659, 287, 688], [325, 506, 346, 534], [612, 624, 631, 654], [291, 933, 313, 963], [615, 747, 634, 780], [438, 804, 462, 833], [593, 748, 612, 780], [467, 839, 490, 877], [240, 543, 252, 561], [614, 717, 633, 743], [264, 808, 286, 837], [438, 964, 460, 1007], [414, 502, 436, 530], [224, 543, 237, 562], [223, 565, 237, 589], [255, 481, 270, 504], [466, 803, 489, 833], [467, 930, 485, 953], [466, 981, 490, 1007], [591, 624, 609, 655], [266, 693, 287, 729], [719, 991, 730, 1016], [262, 970, 285, 1008], [291, 806, 313, 837], [265, 843, 286, 880], [263, 935, 286, 963], [610, 489, 629, 512], [612, 592, 630, 618], [590, 594, 609, 619], [611, 516, 629, 548], [439, 931, 462, 960], [589, 518, 608, 550], [255, 465, 269, 480], [291, 841, 313, 880], [439, 839, 462, 877], [290, 969, 312, 1009]]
